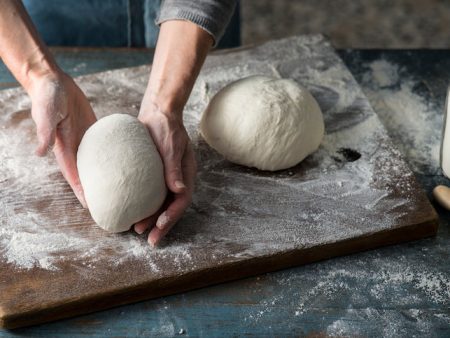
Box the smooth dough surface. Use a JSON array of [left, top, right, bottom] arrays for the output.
[[77, 114, 167, 232], [200, 75, 325, 171]]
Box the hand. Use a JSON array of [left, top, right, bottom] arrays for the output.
[[28, 71, 96, 207], [131, 20, 209, 246], [135, 102, 196, 247]]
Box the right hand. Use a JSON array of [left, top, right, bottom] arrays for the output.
[[134, 101, 197, 247], [28, 71, 97, 207]]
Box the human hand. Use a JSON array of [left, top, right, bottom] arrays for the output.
[[28, 71, 96, 207], [135, 102, 197, 247]]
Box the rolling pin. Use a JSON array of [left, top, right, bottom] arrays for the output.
[[433, 185, 450, 210], [435, 86, 450, 210]]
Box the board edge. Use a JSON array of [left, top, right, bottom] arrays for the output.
[[0, 211, 439, 330]]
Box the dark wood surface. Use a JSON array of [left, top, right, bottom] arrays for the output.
[[0, 38, 444, 335]]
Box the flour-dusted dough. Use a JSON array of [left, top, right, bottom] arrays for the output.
[[77, 114, 167, 232], [200, 75, 325, 171]]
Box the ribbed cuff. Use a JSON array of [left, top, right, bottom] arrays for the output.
[[157, 8, 226, 47]]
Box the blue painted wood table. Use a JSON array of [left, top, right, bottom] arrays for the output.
[[0, 48, 449, 337]]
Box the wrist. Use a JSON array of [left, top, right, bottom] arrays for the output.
[[22, 51, 62, 94], [142, 86, 184, 121]]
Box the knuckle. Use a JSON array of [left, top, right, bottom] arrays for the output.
[[168, 166, 182, 178]]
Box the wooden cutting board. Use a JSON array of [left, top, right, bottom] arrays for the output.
[[0, 35, 438, 329]]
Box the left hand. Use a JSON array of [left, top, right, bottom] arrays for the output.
[[134, 101, 197, 247], [29, 71, 96, 207]]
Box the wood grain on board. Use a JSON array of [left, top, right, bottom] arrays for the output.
[[0, 35, 438, 329]]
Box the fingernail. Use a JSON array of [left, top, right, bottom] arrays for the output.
[[174, 180, 186, 189], [156, 212, 169, 230], [35, 148, 43, 157], [80, 199, 87, 209], [77, 190, 87, 208], [134, 224, 145, 234], [148, 237, 157, 248], [76, 194, 85, 208]]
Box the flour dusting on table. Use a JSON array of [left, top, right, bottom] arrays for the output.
[[361, 59, 441, 174], [243, 247, 450, 335]]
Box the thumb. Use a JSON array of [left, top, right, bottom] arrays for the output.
[[54, 148, 87, 208], [163, 152, 186, 194]]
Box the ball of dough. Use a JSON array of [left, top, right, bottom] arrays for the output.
[[77, 114, 167, 232], [200, 75, 325, 171]]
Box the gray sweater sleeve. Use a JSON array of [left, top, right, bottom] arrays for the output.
[[157, 0, 237, 46]]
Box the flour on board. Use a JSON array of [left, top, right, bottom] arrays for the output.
[[0, 35, 418, 272]]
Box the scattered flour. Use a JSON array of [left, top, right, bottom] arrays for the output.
[[0, 36, 422, 280], [244, 252, 449, 335], [362, 59, 441, 174], [326, 319, 352, 337], [369, 59, 400, 88], [0, 199, 195, 273]]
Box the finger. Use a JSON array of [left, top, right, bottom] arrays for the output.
[[148, 193, 191, 246], [134, 190, 174, 234], [36, 125, 56, 156], [33, 109, 57, 156], [148, 224, 171, 247], [156, 147, 196, 231], [134, 219, 149, 235], [134, 213, 158, 235], [163, 146, 186, 194], [54, 146, 87, 208], [155, 195, 190, 231], [150, 148, 196, 247], [183, 143, 198, 179]]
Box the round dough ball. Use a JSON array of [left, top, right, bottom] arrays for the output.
[[200, 75, 325, 171], [77, 114, 167, 232]]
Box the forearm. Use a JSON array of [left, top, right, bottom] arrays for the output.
[[157, 0, 237, 47], [0, 0, 59, 92], [145, 20, 213, 118]]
